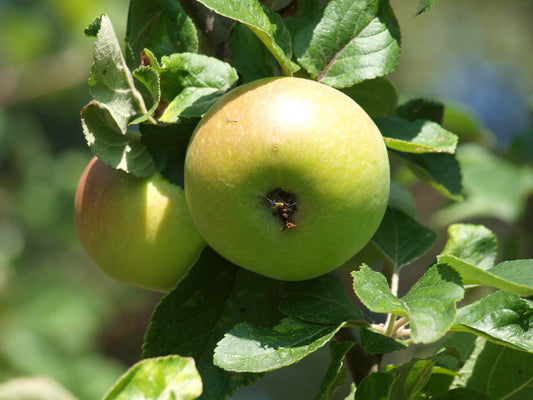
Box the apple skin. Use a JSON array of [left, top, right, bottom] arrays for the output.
[[75, 157, 205, 292], [184, 77, 390, 281]]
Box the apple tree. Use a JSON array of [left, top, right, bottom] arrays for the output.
[[78, 0, 533, 399]]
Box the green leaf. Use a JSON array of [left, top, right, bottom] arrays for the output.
[[195, 0, 299, 75], [125, 0, 198, 67], [279, 274, 365, 325], [432, 388, 489, 400], [433, 144, 533, 224], [213, 318, 344, 373], [314, 341, 354, 400], [390, 350, 458, 400], [84, 15, 102, 37], [377, 117, 458, 154], [81, 102, 156, 176], [230, 23, 280, 83], [396, 98, 444, 123], [354, 372, 394, 400], [393, 151, 463, 201], [416, 0, 438, 15], [351, 264, 406, 315], [103, 356, 202, 400], [87, 15, 151, 130], [140, 120, 198, 187], [440, 224, 498, 270], [158, 53, 238, 123], [441, 104, 490, 144], [133, 66, 161, 118], [294, 0, 401, 88], [438, 255, 533, 296], [143, 247, 282, 400], [342, 78, 398, 117], [352, 264, 464, 343], [360, 326, 408, 354], [452, 338, 533, 399], [454, 291, 533, 352], [371, 207, 438, 268]]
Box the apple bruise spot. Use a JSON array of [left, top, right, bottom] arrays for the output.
[[264, 189, 297, 232]]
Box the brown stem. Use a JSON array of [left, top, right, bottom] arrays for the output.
[[335, 327, 383, 386]]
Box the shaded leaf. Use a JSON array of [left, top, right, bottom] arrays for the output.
[[394, 151, 463, 201], [143, 247, 282, 400], [342, 78, 398, 117], [440, 224, 498, 270], [103, 356, 202, 400], [396, 98, 444, 123], [454, 291, 533, 352], [133, 66, 161, 118], [230, 23, 280, 83], [213, 318, 344, 373], [377, 117, 457, 153], [279, 274, 365, 325], [390, 350, 459, 400], [314, 341, 354, 400], [81, 102, 156, 176], [360, 326, 408, 354], [352, 264, 464, 343], [354, 372, 394, 400], [294, 0, 401, 88], [452, 338, 533, 399], [372, 207, 438, 268], [195, 0, 299, 75], [432, 388, 489, 400], [126, 0, 198, 67]]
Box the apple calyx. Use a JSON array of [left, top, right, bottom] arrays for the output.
[[264, 188, 297, 231]]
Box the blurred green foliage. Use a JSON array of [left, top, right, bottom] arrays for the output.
[[0, 0, 531, 399]]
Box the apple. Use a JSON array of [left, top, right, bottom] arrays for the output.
[[75, 157, 205, 292], [184, 77, 390, 281]]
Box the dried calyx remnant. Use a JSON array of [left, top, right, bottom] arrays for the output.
[[264, 189, 297, 231]]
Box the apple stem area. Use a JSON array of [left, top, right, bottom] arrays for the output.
[[263, 188, 297, 232]]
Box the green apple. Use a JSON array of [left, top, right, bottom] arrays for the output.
[[75, 157, 205, 292], [184, 77, 390, 281]]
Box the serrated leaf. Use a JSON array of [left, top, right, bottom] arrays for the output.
[[140, 121, 198, 187], [314, 341, 354, 400], [103, 356, 202, 400], [351, 265, 406, 315], [352, 264, 464, 343], [230, 23, 280, 83], [354, 372, 394, 400], [416, 0, 438, 15], [126, 0, 198, 67], [433, 144, 533, 224], [195, 0, 299, 75], [394, 151, 463, 201], [452, 338, 533, 399], [279, 274, 365, 325], [438, 255, 533, 296], [294, 0, 401, 88], [143, 247, 282, 400], [133, 66, 161, 121], [454, 291, 533, 352], [396, 98, 444, 123], [390, 350, 459, 400], [158, 53, 238, 123], [376, 117, 457, 154], [81, 102, 156, 176], [213, 318, 343, 373], [342, 78, 398, 117], [360, 326, 408, 354], [440, 224, 498, 270], [371, 207, 438, 268], [88, 15, 150, 130]]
